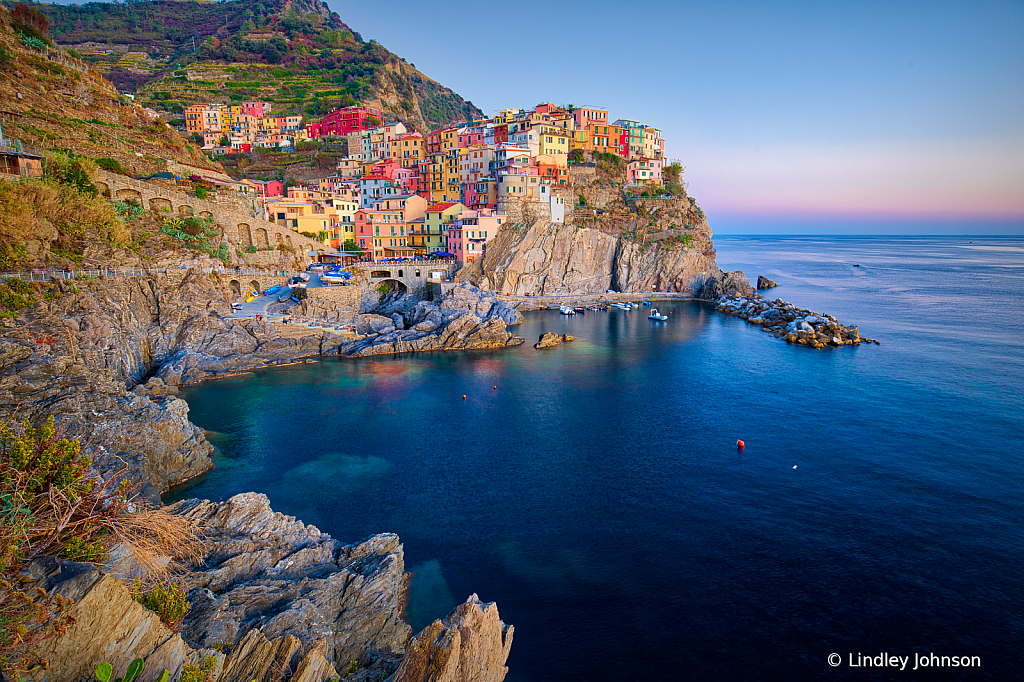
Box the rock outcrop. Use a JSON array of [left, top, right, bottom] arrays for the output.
[[168, 493, 412, 667], [757, 275, 779, 289], [391, 595, 513, 682], [339, 285, 524, 357], [475, 220, 720, 296], [698, 270, 756, 300], [19, 556, 225, 682], [534, 332, 574, 349]]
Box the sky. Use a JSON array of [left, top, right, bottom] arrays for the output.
[[325, 0, 1024, 234]]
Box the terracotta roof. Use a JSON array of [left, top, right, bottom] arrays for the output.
[[426, 202, 460, 212]]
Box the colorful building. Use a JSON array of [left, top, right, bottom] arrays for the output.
[[446, 209, 506, 263], [626, 158, 663, 185], [310, 105, 384, 138]]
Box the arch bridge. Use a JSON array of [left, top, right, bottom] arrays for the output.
[[347, 262, 457, 298]]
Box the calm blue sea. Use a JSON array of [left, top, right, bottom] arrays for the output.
[[169, 235, 1024, 681]]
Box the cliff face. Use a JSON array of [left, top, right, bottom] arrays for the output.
[[474, 220, 721, 296]]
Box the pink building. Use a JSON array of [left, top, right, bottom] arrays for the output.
[[355, 208, 408, 260], [626, 158, 663, 185], [573, 107, 609, 130], [445, 209, 506, 264], [252, 179, 284, 197]]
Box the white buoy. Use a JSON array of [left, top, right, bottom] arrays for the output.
[[793, 465, 798, 469]]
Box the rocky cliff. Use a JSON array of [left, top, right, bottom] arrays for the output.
[[473, 219, 722, 296], [0, 267, 343, 500]]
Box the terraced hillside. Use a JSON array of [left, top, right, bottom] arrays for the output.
[[10, 0, 483, 132]]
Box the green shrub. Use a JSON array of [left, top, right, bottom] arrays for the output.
[[179, 656, 216, 682], [0, 279, 35, 319], [93, 158, 125, 175], [195, 186, 208, 200], [131, 579, 190, 631]]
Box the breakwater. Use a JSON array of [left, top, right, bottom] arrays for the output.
[[715, 292, 879, 348]]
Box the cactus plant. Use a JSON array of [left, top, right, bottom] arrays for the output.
[[94, 659, 145, 682]]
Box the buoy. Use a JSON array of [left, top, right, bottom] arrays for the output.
[[462, 395, 467, 400], [493, 386, 497, 390], [793, 465, 798, 469], [737, 440, 745, 449]]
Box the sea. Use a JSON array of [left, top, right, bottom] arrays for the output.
[[167, 235, 1024, 681]]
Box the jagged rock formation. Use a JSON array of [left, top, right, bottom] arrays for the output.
[[168, 494, 411, 670], [218, 630, 339, 682], [20, 556, 225, 682], [757, 275, 779, 289], [392, 595, 513, 682], [339, 285, 524, 357]]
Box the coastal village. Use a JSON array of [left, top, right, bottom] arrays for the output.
[[180, 100, 667, 263]]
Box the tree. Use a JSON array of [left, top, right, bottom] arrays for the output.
[[11, 3, 49, 41], [342, 239, 363, 253], [364, 116, 381, 129], [664, 162, 684, 185]]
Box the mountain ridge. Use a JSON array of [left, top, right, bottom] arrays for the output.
[[10, 0, 484, 131]]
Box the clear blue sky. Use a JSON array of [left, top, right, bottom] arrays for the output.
[[327, 0, 1024, 234]]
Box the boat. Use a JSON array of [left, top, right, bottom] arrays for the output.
[[559, 305, 576, 315], [264, 284, 282, 295], [853, 264, 860, 267], [643, 300, 652, 306], [245, 294, 256, 303], [573, 307, 587, 313], [631, 302, 640, 308], [615, 302, 632, 310], [648, 308, 668, 321]]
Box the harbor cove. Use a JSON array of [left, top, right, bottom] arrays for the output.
[[169, 237, 1024, 681]]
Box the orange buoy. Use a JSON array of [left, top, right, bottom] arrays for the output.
[[462, 395, 467, 400], [493, 386, 497, 390], [737, 440, 745, 449]]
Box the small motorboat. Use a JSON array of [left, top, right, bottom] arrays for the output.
[[613, 302, 631, 310], [245, 293, 256, 303], [642, 300, 652, 306], [648, 308, 668, 321], [853, 264, 860, 267], [559, 305, 576, 315], [264, 284, 282, 295]]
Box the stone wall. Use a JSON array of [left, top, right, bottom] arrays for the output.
[[91, 169, 325, 267], [300, 285, 362, 325]]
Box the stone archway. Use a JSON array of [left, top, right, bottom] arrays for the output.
[[255, 228, 269, 248], [398, 269, 404, 277], [238, 223, 253, 247], [248, 280, 260, 295], [371, 270, 391, 278], [178, 204, 195, 217], [149, 197, 172, 212], [95, 181, 110, 198], [115, 188, 141, 202], [199, 211, 213, 218], [275, 233, 283, 244], [376, 278, 407, 300], [285, 234, 293, 247], [229, 279, 241, 297]]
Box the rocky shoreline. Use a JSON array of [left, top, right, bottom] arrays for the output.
[[714, 292, 879, 348]]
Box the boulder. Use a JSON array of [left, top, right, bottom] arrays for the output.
[[757, 275, 779, 289], [534, 333, 573, 349], [700, 270, 755, 299], [355, 314, 397, 335]]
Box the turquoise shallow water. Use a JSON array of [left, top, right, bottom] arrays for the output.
[[169, 235, 1024, 681]]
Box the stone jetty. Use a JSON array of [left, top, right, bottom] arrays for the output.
[[715, 293, 879, 348]]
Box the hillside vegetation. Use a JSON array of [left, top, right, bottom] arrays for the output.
[[12, 0, 484, 131]]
